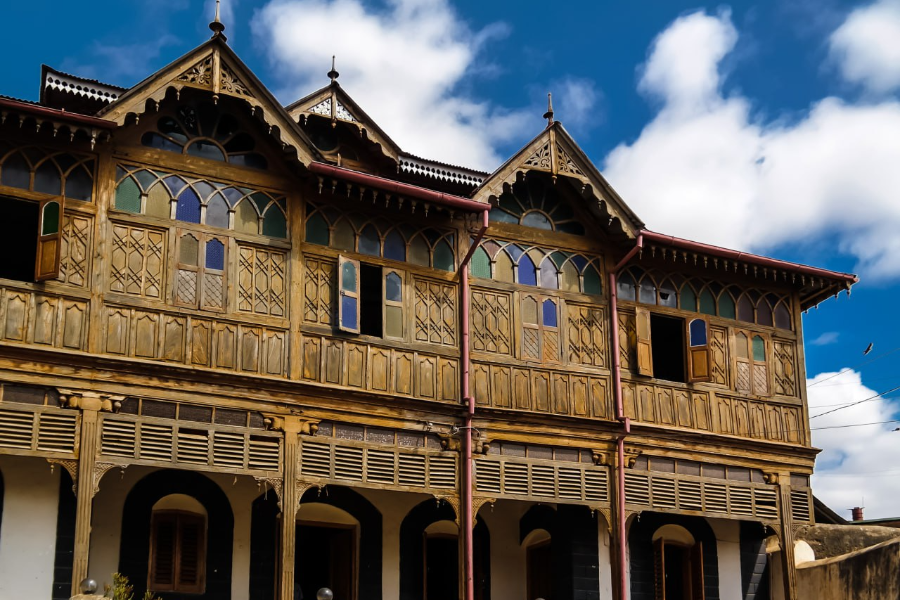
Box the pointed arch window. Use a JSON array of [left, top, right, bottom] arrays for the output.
[[0, 146, 94, 202], [521, 294, 559, 362], [175, 232, 226, 311]]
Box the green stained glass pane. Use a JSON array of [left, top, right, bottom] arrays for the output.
[[263, 208, 287, 238], [718, 292, 736, 319], [550, 251, 570, 268], [752, 336, 766, 361], [115, 177, 141, 213], [333, 220, 355, 251], [561, 262, 579, 292], [699, 289, 716, 315], [409, 236, 430, 266], [250, 192, 270, 213], [235, 199, 259, 234], [679, 284, 697, 311], [341, 261, 357, 291], [146, 184, 171, 218], [305, 213, 329, 246], [179, 235, 199, 266], [41, 201, 60, 235], [385, 305, 403, 339], [471, 247, 491, 279], [522, 296, 538, 324], [433, 240, 454, 271], [582, 264, 602, 295]]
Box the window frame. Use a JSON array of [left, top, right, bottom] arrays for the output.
[[734, 329, 770, 397], [173, 229, 228, 312], [519, 292, 560, 363], [148, 509, 207, 594]]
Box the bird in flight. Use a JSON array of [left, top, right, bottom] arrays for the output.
[[863, 343, 874, 355]]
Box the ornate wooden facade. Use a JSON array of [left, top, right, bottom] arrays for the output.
[[0, 20, 855, 600]]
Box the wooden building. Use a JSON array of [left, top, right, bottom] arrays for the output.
[[0, 14, 857, 600]]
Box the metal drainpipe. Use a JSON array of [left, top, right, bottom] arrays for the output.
[[459, 210, 489, 600], [609, 233, 643, 600]]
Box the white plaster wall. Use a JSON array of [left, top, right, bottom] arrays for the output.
[[479, 499, 530, 600], [597, 516, 614, 600], [708, 518, 742, 600], [0, 455, 61, 600], [86, 465, 261, 600]]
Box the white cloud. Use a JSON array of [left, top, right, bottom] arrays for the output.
[[604, 10, 900, 280], [808, 370, 900, 519], [810, 331, 840, 346], [252, 0, 553, 169], [829, 0, 900, 95]]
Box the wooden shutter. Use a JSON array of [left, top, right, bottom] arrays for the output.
[[150, 513, 178, 591], [177, 514, 205, 593], [635, 306, 653, 377], [653, 537, 666, 600], [150, 511, 206, 594], [734, 332, 752, 393], [687, 318, 712, 383], [383, 268, 404, 339], [521, 294, 541, 361], [690, 542, 705, 600], [338, 255, 360, 333], [35, 197, 64, 281]]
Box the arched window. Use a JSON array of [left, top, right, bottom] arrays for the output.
[[149, 494, 208, 594], [0, 148, 94, 201], [306, 212, 330, 246], [384, 271, 403, 339], [358, 225, 381, 257], [384, 230, 406, 262], [518, 254, 537, 286], [652, 525, 703, 600], [539, 257, 558, 289], [617, 271, 636, 301]]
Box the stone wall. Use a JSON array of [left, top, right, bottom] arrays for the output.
[[797, 537, 900, 600]]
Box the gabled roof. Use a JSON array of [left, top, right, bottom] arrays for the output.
[[473, 121, 645, 239], [40, 65, 125, 109], [97, 34, 321, 166]]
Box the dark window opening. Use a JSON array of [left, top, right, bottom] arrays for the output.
[[0, 196, 39, 282], [360, 263, 382, 337], [650, 314, 685, 383], [425, 535, 459, 600]]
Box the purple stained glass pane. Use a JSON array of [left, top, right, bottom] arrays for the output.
[[341, 296, 358, 331], [518, 254, 537, 286], [176, 188, 201, 223], [206, 239, 225, 270], [542, 299, 557, 328]]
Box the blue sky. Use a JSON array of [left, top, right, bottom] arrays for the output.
[[3, 0, 900, 517]]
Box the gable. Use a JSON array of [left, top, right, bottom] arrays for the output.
[[473, 123, 644, 240], [97, 38, 320, 167]]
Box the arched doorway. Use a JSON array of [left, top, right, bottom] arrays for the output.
[[423, 519, 459, 600], [652, 525, 702, 600], [523, 528, 551, 600], [118, 470, 234, 600]]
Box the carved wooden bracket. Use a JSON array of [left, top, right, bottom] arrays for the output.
[[93, 462, 123, 497], [264, 416, 320, 435], [474, 439, 492, 455], [57, 389, 118, 413], [433, 494, 461, 525], [296, 480, 324, 505], [763, 472, 781, 485], [47, 458, 78, 494], [439, 434, 461, 452], [472, 496, 497, 526], [624, 449, 642, 468], [254, 476, 284, 509], [592, 451, 608, 466], [595, 506, 613, 534]]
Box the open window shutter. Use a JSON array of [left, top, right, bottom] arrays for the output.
[[338, 255, 360, 333], [521, 295, 541, 361], [690, 542, 705, 600], [35, 197, 64, 281], [653, 537, 666, 600], [150, 514, 177, 591], [635, 306, 653, 377], [687, 318, 712, 383], [383, 268, 404, 339], [734, 332, 752, 394], [176, 514, 205, 593]]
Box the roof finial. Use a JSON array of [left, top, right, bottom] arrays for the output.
[[328, 55, 340, 83], [209, 0, 227, 39], [543, 92, 554, 126]]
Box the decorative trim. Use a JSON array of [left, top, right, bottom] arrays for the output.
[[44, 73, 122, 104], [176, 56, 214, 88], [434, 494, 461, 525], [47, 458, 79, 495], [472, 496, 497, 526], [596, 506, 613, 534], [523, 141, 552, 170], [220, 63, 252, 97], [399, 155, 486, 187], [254, 475, 284, 509], [556, 143, 583, 176], [92, 462, 122, 497]]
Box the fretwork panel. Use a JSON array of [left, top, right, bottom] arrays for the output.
[[414, 278, 457, 346], [710, 325, 728, 386], [566, 303, 607, 368], [303, 256, 335, 325], [773, 340, 796, 397], [238, 245, 287, 317], [471, 289, 512, 356], [109, 223, 166, 299], [618, 312, 635, 371], [58, 213, 92, 288]]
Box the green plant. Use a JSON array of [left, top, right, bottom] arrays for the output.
[[103, 573, 161, 600]]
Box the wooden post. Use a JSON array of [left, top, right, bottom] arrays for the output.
[[777, 474, 798, 600], [71, 399, 102, 596], [279, 419, 302, 600]]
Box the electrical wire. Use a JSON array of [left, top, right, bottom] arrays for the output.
[[811, 419, 900, 431], [809, 385, 900, 419], [807, 346, 900, 388]]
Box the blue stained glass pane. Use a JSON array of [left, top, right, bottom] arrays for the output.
[[164, 175, 188, 196], [186, 140, 226, 161], [384, 230, 406, 261], [489, 210, 518, 224], [142, 132, 182, 153], [689, 319, 707, 347], [386, 272, 402, 301], [205, 239, 225, 270], [341, 261, 357, 292], [542, 299, 558, 328], [506, 244, 524, 262], [359, 225, 381, 256], [433, 240, 454, 271], [176, 188, 201, 223], [341, 296, 358, 330], [518, 254, 537, 286], [570, 254, 588, 270], [539, 258, 558, 289]]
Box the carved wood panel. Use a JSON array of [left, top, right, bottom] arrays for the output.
[[471, 288, 511, 356], [414, 277, 457, 346], [0, 287, 88, 350], [709, 325, 728, 386], [618, 312, 635, 371], [566, 303, 607, 367], [58, 213, 92, 288], [773, 340, 796, 397], [238, 245, 287, 317], [109, 223, 166, 299], [303, 256, 335, 325]]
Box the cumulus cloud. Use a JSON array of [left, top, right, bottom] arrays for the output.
[[829, 0, 900, 95], [604, 10, 900, 280], [808, 370, 900, 519], [252, 0, 562, 169]]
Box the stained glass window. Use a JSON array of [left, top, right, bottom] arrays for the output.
[[699, 289, 716, 316], [679, 284, 697, 311], [689, 319, 707, 347], [409, 236, 430, 267], [583, 265, 602, 296], [539, 258, 558, 289], [756, 300, 773, 327], [518, 254, 537, 286], [471, 247, 491, 279], [359, 225, 380, 257], [180, 235, 199, 266], [561, 261, 579, 292], [617, 272, 636, 301], [262, 207, 287, 238], [116, 177, 142, 213], [176, 189, 201, 223], [433, 240, 454, 271], [41, 201, 60, 235], [306, 212, 329, 246], [494, 251, 514, 283], [234, 200, 258, 234], [542, 299, 557, 328], [491, 173, 585, 234], [736, 333, 749, 359], [774, 303, 792, 330], [206, 194, 229, 228], [64, 167, 93, 201], [34, 162, 61, 195], [1, 153, 30, 189], [718, 291, 736, 319], [752, 336, 766, 362], [737, 295, 754, 322], [146, 184, 172, 218], [205, 239, 225, 270], [384, 230, 406, 262], [639, 276, 657, 304]]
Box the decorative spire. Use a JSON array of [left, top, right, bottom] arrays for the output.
[[543, 92, 554, 126], [209, 0, 227, 39], [327, 56, 340, 83]]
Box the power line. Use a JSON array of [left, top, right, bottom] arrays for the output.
[[808, 346, 900, 388], [809, 385, 900, 419], [811, 419, 900, 431], [814, 469, 900, 477]]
